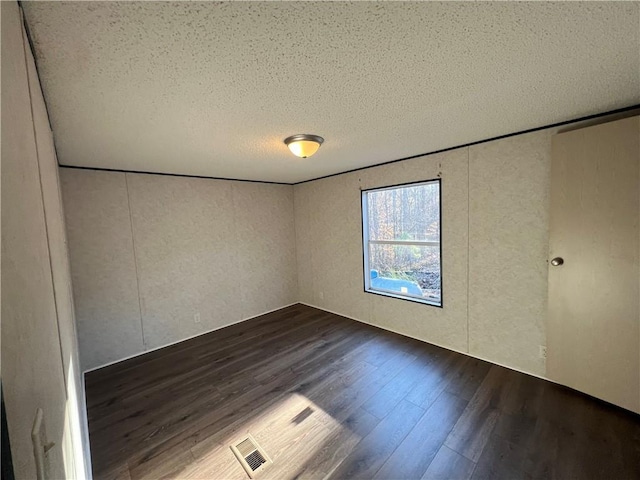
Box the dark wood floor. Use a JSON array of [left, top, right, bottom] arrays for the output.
[[85, 304, 640, 480]]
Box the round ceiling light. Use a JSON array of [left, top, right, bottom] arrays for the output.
[[284, 134, 324, 158]]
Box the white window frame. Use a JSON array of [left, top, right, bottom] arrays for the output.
[[361, 179, 442, 307]]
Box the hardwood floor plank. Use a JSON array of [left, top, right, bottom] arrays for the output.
[[422, 445, 476, 480], [84, 304, 640, 480], [188, 357, 374, 461], [471, 434, 531, 480], [525, 414, 639, 480], [93, 462, 131, 480], [405, 350, 468, 411], [444, 365, 515, 462], [491, 373, 546, 451], [253, 322, 374, 385], [128, 445, 196, 480], [84, 306, 293, 385], [87, 306, 323, 404], [373, 392, 468, 480], [361, 354, 434, 419], [327, 399, 426, 480], [309, 348, 417, 427], [293, 408, 381, 480], [445, 357, 492, 401], [183, 442, 247, 480], [257, 405, 334, 480]]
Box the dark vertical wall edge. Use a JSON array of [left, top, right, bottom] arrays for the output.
[[2, 386, 15, 480]]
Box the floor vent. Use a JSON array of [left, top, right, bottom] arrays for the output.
[[230, 434, 272, 478]]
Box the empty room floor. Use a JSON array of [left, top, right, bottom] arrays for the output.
[[85, 304, 640, 480]]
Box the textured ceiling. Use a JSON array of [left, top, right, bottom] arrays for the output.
[[23, 1, 640, 183]]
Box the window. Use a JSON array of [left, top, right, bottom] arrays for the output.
[[362, 179, 442, 306]]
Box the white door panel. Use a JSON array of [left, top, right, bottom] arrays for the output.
[[548, 116, 640, 413]]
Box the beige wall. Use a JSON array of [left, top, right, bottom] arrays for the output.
[[63, 126, 561, 380], [61, 170, 298, 371], [1, 1, 88, 478], [468, 132, 551, 375], [61, 170, 144, 370], [295, 149, 471, 354], [295, 130, 552, 378]]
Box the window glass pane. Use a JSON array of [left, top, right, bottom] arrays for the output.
[[363, 180, 441, 306], [366, 182, 440, 242], [367, 243, 441, 303]]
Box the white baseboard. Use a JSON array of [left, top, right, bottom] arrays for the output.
[[83, 302, 299, 374], [299, 301, 554, 384]]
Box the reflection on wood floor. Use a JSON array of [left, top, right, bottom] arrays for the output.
[[85, 304, 640, 480]]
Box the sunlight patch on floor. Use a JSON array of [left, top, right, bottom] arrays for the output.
[[179, 393, 346, 479]]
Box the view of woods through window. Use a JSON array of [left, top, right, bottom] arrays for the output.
[[362, 180, 441, 306]]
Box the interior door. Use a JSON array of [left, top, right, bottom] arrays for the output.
[[548, 115, 640, 413]]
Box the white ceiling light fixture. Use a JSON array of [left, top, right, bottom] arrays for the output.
[[284, 134, 324, 158]]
